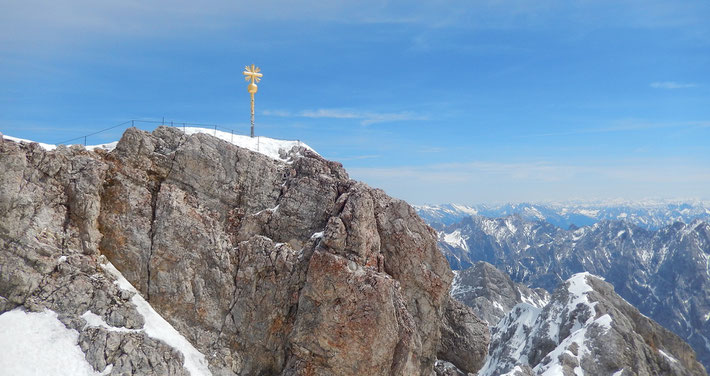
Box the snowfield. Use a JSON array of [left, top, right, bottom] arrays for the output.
[[0, 309, 108, 376]]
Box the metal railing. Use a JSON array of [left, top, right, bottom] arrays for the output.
[[55, 119, 302, 151]]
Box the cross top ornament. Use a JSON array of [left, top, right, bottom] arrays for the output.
[[243, 64, 263, 137]]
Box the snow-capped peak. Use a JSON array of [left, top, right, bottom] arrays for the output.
[[479, 273, 614, 376], [440, 229, 469, 251]]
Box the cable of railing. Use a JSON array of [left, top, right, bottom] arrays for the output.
[[132, 119, 222, 128], [54, 118, 306, 148], [57, 120, 133, 145]]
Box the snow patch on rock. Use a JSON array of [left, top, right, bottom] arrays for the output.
[[81, 311, 140, 333], [2, 126, 314, 163], [101, 261, 212, 376], [181, 127, 315, 162], [2, 135, 118, 151]]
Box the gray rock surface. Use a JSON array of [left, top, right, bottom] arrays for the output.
[[1, 127, 486, 375], [437, 298, 489, 374], [451, 262, 549, 326], [432, 360, 468, 376]]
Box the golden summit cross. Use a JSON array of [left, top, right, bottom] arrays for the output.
[[243, 64, 263, 138]]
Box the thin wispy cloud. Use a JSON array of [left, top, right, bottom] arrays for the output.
[[348, 158, 710, 204], [6, 0, 708, 54], [263, 108, 427, 125], [333, 154, 381, 161], [351, 161, 576, 184], [418, 147, 447, 153], [529, 120, 710, 137], [650, 81, 698, 89]]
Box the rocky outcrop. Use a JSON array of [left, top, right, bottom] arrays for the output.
[[479, 273, 706, 376], [451, 262, 549, 326], [437, 298, 489, 374], [432, 360, 468, 376], [0, 127, 485, 375]]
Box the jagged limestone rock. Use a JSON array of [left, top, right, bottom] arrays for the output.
[[0, 139, 187, 375]]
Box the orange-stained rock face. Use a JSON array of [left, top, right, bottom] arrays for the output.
[[287, 250, 405, 374]]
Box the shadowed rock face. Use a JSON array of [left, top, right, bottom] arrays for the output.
[[0, 127, 487, 375], [437, 298, 490, 374]]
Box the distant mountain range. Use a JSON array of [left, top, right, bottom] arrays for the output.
[[415, 201, 710, 230], [428, 210, 710, 371]]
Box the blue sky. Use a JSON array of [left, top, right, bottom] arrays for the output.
[[1, 0, 709, 204]]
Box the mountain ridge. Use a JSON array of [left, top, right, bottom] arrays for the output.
[[433, 212, 710, 371], [416, 202, 710, 230]]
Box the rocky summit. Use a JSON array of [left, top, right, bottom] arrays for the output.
[[0, 127, 488, 375]]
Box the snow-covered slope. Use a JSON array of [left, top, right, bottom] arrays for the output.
[[0, 309, 108, 376], [1, 126, 315, 163], [100, 261, 211, 376], [478, 273, 705, 376], [2, 135, 118, 152], [415, 204, 479, 229], [180, 127, 316, 162]]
